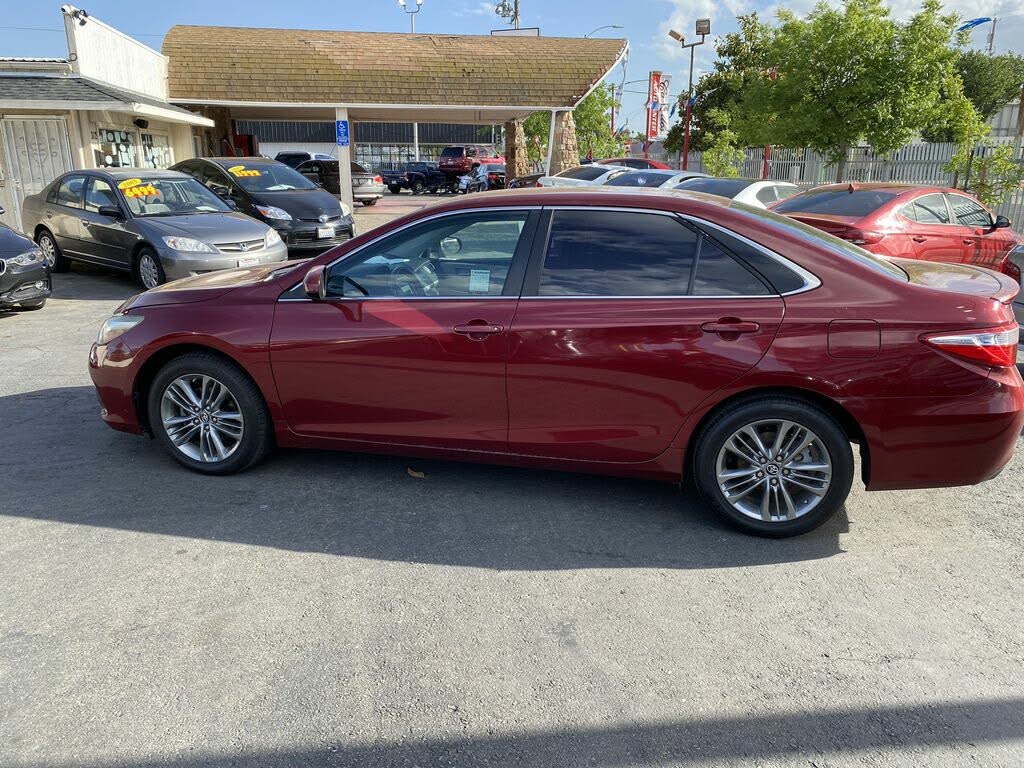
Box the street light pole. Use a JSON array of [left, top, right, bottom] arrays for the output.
[[668, 18, 710, 171], [584, 24, 623, 38], [397, 0, 423, 33]]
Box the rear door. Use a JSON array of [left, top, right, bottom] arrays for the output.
[[270, 208, 539, 450], [947, 193, 1013, 270], [49, 174, 87, 256], [506, 208, 785, 463]]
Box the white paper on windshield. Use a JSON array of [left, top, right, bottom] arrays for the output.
[[469, 269, 490, 293]]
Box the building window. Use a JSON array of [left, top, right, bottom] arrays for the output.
[[97, 128, 137, 168], [141, 133, 172, 168]]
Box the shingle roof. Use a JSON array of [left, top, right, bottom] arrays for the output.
[[162, 26, 626, 108], [0, 75, 201, 117]]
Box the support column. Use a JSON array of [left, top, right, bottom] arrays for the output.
[[551, 110, 579, 175], [503, 119, 528, 180], [413, 122, 420, 161], [544, 111, 558, 177], [335, 107, 355, 213]]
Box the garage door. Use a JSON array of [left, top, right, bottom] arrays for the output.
[[1, 117, 74, 232]]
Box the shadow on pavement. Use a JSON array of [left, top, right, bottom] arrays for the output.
[[3, 386, 849, 571], [13, 697, 1024, 767], [51, 264, 139, 301]]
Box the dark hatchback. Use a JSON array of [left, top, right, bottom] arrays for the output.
[[171, 158, 355, 254], [0, 207, 50, 310]]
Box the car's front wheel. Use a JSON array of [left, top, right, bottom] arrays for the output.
[[692, 396, 854, 537], [136, 247, 165, 290], [148, 352, 273, 475]]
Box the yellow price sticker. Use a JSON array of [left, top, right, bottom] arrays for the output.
[[227, 165, 261, 178], [123, 184, 160, 199], [117, 178, 143, 190]]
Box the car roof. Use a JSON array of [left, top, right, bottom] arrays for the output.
[[86, 168, 192, 180], [806, 182, 942, 194], [205, 157, 285, 167]]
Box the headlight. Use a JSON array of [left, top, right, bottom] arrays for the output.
[[8, 247, 45, 266], [162, 236, 215, 253], [255, 205, 292, 221], [340, 203, 352, 217], [96, 315, 143, 346], [265, 228, 283, 247]]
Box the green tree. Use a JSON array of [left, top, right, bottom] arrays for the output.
[[924, 51, 1024, 141], [698, 109, 745, 176], [522, 83, 620, 164], [946, 143, 1024, 207], [730, 0, 983, 181]]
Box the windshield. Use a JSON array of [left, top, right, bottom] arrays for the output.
[[221, 163, 318, 192], [773, 188, 901, 217], [732, 201, 908, 281], [117, 177, 230, 217]]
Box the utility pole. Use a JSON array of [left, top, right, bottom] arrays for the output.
[[668, 19, 710, 171]]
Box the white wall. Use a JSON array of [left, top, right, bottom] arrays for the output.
[[64, 5, 168, 99]]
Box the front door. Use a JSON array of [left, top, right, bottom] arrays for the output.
[[270, 209, 539, 450], [79, 176, 134, 267], [0, 117, 73, 231], [947, 193, 1013, 270], [508, 209, 785, 463], [904, 193, 965, 263]]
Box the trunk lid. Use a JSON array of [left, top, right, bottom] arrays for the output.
[[892, 258, 1020, 304], [781, 213, 861, 236]]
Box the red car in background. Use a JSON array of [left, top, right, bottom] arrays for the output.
[[597, 157, 672, 170], [89, 188, 1023, 538], [773, 183, 1021, 273]]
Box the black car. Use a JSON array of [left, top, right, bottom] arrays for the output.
[[296, 160, 385, 205], [382, 166, 407, 193], [274, 151, 334, 169], [507, 172, 543, 189], [0, 207, 50, 310], [171, 158, 355, 254], [404, 162, 452, 194]]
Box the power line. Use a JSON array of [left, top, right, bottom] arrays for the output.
[[0, 25, 163, 37]]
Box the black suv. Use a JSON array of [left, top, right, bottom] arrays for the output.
[[172, 158, 355, 253]]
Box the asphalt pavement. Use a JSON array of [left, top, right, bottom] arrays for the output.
[[1, 248, 1023, 767]]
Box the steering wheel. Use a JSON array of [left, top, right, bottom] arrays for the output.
[[389, 259, 439, 297]]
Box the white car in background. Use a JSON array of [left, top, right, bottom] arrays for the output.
[[604, 169, 709, 189], [674, 177, 802, 209], [537, 165, 629, 187]]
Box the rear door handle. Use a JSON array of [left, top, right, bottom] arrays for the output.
[[454, 322, 504, 337], [962, 239, 974, 245], [701, 320, 760, 335], [81, 219, 91, 227], [912, 236, 927, 243]]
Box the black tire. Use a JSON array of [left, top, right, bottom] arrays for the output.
[[362, 198, 378, 206], [147, 352, 273, 475], [135, 246, 166, 289], [692, 396, 854, 537], [17, 298, 46, 310], [411, 180, 425, 194], [36, 229, 69, 273], [388, 186, 401, 194]]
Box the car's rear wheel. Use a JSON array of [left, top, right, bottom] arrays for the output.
[[692, 397, 853, 537], [362, 198, 377, 206], [36, 230, 68, 272], [411, 180, 424, 194], [136, 247, 165, 289], [148, 352, 272, 475]]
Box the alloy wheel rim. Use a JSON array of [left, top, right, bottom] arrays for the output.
[[39, 235, 56, 267], [139, 254, 160, 289], [160, 374, 244, 463], [715, 419, 832, 523]]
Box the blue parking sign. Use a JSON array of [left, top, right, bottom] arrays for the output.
[[335, 120, 350, 147]]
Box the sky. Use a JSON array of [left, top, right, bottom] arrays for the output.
[[1, 0, 1021, 135]]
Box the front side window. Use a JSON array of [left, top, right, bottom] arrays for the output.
[[56, 175, 86, 209], [117, 177, 231, 217], [325, 211, 530, 298], [84, 178, 119, 212], [948, 194, 992, 228]]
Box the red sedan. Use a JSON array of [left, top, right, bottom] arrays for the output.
[[89, 188, 1023, 537], [773, 183, 1021, 272]]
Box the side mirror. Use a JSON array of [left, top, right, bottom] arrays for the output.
[[224, 198, 238, 210], [440, 236, 463, 258], [994, 215, 1011, 230], [208, 182, 230, 198], [98, 205, 124, 219], [303, 265, 327, 300]]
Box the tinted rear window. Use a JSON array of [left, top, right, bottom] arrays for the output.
[[773, 189, 900, 216], [440, 147, 465, 158], [606, 171, 679, 187], [556, 166, 608, 181], [676, 178, 753, 197]]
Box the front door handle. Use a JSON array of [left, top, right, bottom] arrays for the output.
[[81, 219, 91, 227], [962, 239, 974, 245], [454, 321, 504, 338], [701, 319, 760, 335], [912, 236, 926, 243]]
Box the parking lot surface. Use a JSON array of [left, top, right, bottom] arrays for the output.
[[1, 264, 1023, 767]]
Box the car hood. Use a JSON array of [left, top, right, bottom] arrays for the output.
[[253, 189, 342, 220], [137, 213, 269, 242], [0, 224, 35, 256], [127, 261, 303, 308]]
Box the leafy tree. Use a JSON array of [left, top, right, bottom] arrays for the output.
[[522, 84, 620, 164], [946, 142, 1024, 207], [698, 109, 745, 176], [924, 51, 1024, 141], [726, 0, 983, 181]]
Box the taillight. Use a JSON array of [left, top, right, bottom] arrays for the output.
[[923, 325, 1019, 367], [373, 175, 383, 183], [1002, 258, 1020, 282], [488, 173, 499, 180], [840, 229, 886, 245], [535, 181, 543, 187]]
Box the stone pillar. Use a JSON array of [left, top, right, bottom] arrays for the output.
[[550, 110, 580, 175], [503, 119, 529, 180]]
